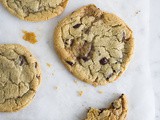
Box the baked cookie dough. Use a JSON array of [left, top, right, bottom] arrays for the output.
[[1, 0, 68, 21], [0, 44, 41, 112], [85, 94, 128, 120], [54, 5, 134, 86]]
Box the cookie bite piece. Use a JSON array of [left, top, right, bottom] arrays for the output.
[[85, 94, 128, 120], [54, 4, 134, 86]]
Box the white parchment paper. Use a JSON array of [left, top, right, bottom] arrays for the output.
[[0, 0, 155, 120]]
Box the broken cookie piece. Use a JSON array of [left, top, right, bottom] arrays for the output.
[[0, 44, 41, 112], [85, 94, 128, 120], [54, 4, 134, 86]]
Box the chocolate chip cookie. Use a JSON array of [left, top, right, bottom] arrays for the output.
[[85, 94, 128, 120], [0, 44, 41, 112], [1, 0, 68, 21], [54, 5, 134, 86]]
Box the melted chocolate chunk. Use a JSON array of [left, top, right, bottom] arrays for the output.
[[78, 42, 94, 62], [73, 24, 81, 28], [66, 61, 74, 66], [80, 42, 92, 57], [19, 55, 27, 66], [99, 57, 108, 65]]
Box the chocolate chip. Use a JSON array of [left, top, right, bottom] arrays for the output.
[[35, 62, 38, 68], [73, 24, 81, 28], [106, 73, 114, 80], [64, 41, 68, 45], [99, 108, 106, 113], [19, 55, 27, 66], [70, 39, 74, 46], [120, 94, 124, 98], [122, 32, 126, 42], [99, 57, 108, 65], [82, 57, 90, 62], [66, 61, 74, 66], [77, 56, 90, 62], [100, 14, 104, 19], [65, 39, 74, 47], [122, 31, 130, 42], [71, 11, 75, 14], [84, 28, 90, 34], [122, 32, 130, 42], [36, 75, 40, 79]]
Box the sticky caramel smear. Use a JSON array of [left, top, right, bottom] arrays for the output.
[[22, 31, 38, 44]]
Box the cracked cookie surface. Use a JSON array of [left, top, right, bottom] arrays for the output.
[[54, 5, 134, 86], [1, 0, 68, 21], [0, 44, 41, 112], [85, 94, 128, 120]]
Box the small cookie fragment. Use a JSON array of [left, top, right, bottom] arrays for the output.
[[54, 4, 134, 86], [46, 63, 52, 68], [1, 0, 69, 21], [78, 91, 84, 96], [85, 94, 128, 120], [98, 90, 104, 94], [0, 44, 41, 112], [53, 86, 59, 90], [74, 79, 78, 84]]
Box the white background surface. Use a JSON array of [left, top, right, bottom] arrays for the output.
[[150, 0, 160, 120], [0, 0, 156, 119]]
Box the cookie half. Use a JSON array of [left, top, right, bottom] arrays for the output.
[[1, 0, 69, 21], [0, 44, 41, 112], [85, 94, 128, 120], [54, 5, 134, 86]]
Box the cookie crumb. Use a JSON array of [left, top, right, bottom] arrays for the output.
[[46, 63, 51, 68], [22, 31, 37, 44], [54, 86, 59, 90], [135, 10, 141, 15], [78, 91, 84, 96], [74, 79, 78, 84], [98, 90, 104, 94]]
